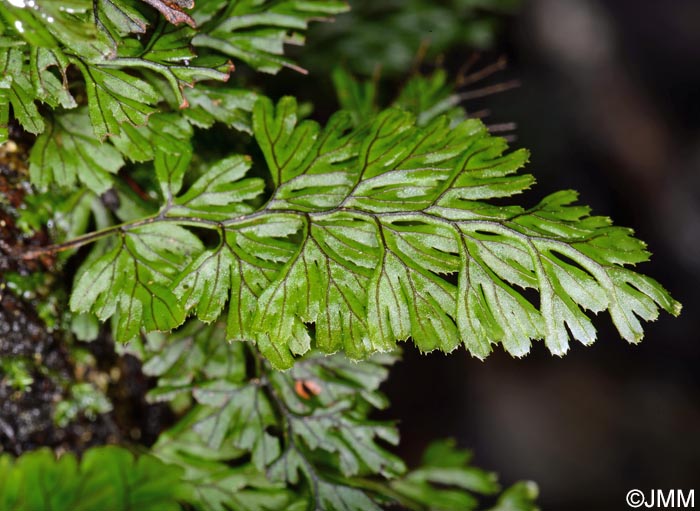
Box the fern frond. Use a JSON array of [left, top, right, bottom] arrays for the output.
[[142, 320, 539, 511], [0, 0, 342, 170], [61, 95, 680, 368]]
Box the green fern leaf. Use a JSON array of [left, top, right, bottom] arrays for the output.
[[30, 47, 77, 109], [106, 24, 232, 109], [0, 447, 190, 511], [488, 482, 540, 511], [0, 48, 44, 134], [390, 439, 539, 511], [333, 66, 468, 128], [248, 97, 679, 366], [143, 321, 246, 400], [94, 0, 149, 42], [153, 423, 303, 511], [109, 111, 193, 163], [72, 58, 158, 139], [145, 323, 404, 510], [67, 95, 680, 368], [1, 0, 344, 182], [29, 109, 124, 192], [169, 154, 264, 219], [192, 0, 348, 74], [70, 223, 203, 340], [141, 321, 539, 510], [181, 84, 257, 131], [194, 382, 281, 469]]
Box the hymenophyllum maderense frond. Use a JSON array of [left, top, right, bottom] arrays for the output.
[[62, 96, 681, 369]]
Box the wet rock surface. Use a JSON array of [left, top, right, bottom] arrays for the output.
[[0, 291, 120, 455]]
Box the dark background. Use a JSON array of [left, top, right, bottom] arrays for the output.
[[380, 1, 700, 510]]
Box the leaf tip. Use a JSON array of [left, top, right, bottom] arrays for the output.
[[670, 300, 683, 317]]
